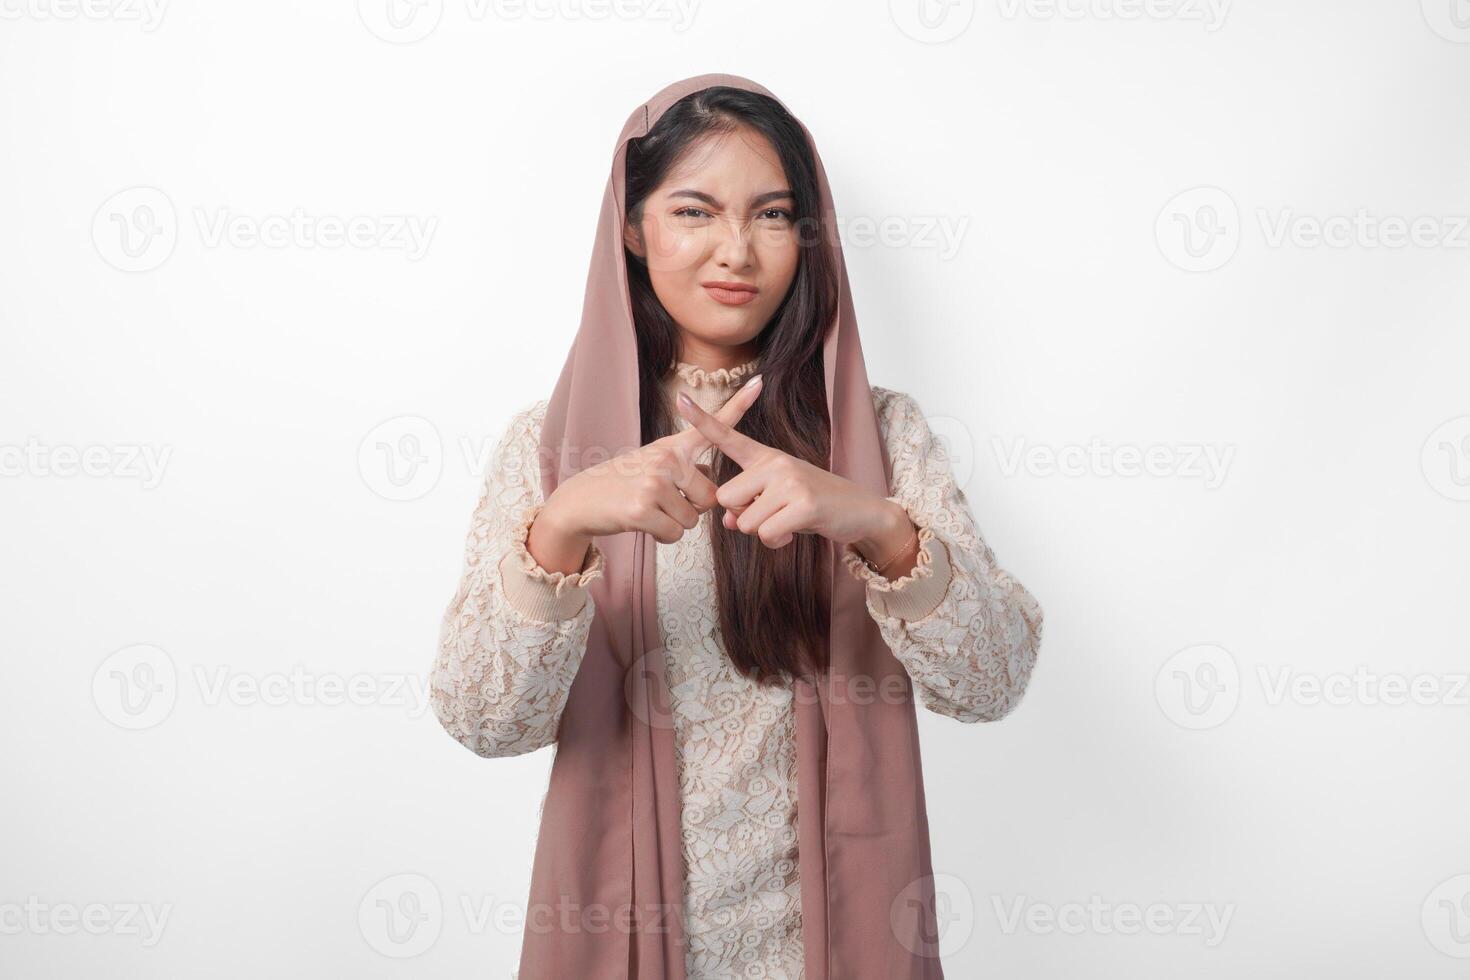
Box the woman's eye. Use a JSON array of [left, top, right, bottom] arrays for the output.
[[760, 208, 794, 222], [673, 207, 710, 219]]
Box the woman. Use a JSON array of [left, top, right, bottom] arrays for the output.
[[430, 74, 1044, 980]]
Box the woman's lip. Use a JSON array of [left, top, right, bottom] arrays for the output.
[[703, 284, 759, 306]]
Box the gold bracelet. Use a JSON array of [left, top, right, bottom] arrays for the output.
[[866, 526, 919, 575]]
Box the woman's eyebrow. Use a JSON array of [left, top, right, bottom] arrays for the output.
[[668, 189, 795, 207]]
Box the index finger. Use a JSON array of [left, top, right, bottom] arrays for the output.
[[669, 373, 764, 459], [674, 382, 768, 469]]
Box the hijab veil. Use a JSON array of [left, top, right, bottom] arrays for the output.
[[527, 72, 945, 980]]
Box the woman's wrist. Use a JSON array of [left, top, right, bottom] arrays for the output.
[[853, 499, 919, 577], [527, 497, 594, 576]]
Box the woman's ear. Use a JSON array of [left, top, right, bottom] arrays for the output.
[[622, 220, 645, 259]]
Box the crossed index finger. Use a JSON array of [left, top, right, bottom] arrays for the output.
[[674, 377, 768, 469], [669, 373, 764, 463]]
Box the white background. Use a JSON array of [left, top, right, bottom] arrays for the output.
[[3, 0, 1469, 977]]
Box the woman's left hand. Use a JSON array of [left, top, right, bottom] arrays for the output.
[[675, 391, 907, 550]]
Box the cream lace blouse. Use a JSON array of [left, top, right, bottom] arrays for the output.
[[430, 357, 1045, 980]]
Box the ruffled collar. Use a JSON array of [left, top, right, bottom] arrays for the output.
[[670, 357, 760, 390]]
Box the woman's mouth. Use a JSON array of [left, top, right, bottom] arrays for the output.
[[702, 282, 759, 306]]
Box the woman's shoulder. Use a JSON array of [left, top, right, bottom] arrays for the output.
[[492, 397, 550, 454], [866, 382, 928, 438]]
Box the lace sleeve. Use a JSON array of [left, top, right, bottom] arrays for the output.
[[430, 401, 607, 758], [839, 388, 1044, 723]]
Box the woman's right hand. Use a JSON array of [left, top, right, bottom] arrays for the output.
[[529, 375, 764, 568]]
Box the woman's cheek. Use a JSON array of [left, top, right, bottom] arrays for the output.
[[646, 222, 714, 276]]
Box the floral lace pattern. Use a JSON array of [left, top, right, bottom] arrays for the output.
[[429, 400, 606, 759], [842, 387, 1045, 723], [657, 379, 805, 979], [429, 370, 1045, 978]]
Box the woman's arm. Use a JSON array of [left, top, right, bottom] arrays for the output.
[[840, 388, 1044, 723], [430, 401, 606, 758]]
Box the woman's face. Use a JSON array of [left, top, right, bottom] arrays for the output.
[[624, 126, 800, 363]]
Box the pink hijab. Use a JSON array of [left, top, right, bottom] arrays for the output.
[[528, 73, 945, 979]]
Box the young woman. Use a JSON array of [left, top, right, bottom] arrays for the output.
[[430, 75, 1044, 980]]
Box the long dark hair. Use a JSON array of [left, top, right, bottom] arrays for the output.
[[625, 86, 839, 685]]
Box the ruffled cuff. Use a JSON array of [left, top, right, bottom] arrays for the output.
[[497, 501, 605, 623], [841, 500, 954, 623]]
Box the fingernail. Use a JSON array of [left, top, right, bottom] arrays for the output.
[[744, 373, 762, 390], [677, 391, 693, 409]]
